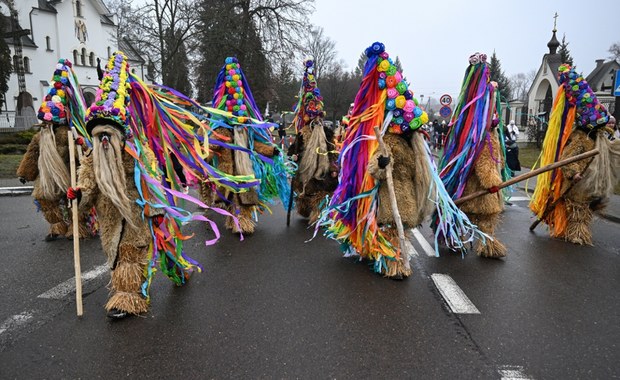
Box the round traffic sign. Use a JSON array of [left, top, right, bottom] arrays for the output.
[[439, 105, 452, 118], [439, 94, 452, 106]]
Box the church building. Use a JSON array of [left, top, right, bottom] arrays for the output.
[[1, 0, 148, 128]]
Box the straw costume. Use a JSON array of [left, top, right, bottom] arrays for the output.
[[530, 64, 620, 245], [201, 57, 292, 234], [287, 59, 339, 224], [17, 59, 94, 241], [68, 52, 250, 319], [315, 42, 484, 279], [436, 52, 508, 258]]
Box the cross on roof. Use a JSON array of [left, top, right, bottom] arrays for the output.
[[553, 12, 559, 31]]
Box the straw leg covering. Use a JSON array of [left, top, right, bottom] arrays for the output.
[[470, 213, 506, 258], [380, 227, 412, 278], [105, 243, 149, 315], [564, 198, 593, 246]]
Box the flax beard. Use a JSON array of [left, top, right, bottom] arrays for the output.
[[92, 125, 136, 228], [38, 125, 70, 199]]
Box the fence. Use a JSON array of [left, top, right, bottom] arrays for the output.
[[0, 111, 38, 133]]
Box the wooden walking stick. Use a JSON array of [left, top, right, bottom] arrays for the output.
[[373, 126, 410, 272], [529, 151, 598, 231], [453, 149, 600, 206], [68, 131, 83, 316]]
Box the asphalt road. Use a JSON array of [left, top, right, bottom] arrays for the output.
[[0, 191, 618, 379]]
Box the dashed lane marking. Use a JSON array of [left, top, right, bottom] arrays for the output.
[[411, 228, 436, 257], [0, 311, 34, 336], [508, 196, 530, 202], [498, 365, 533, 379], [431, 273, 480, 314], [38, 264, 108, 300]]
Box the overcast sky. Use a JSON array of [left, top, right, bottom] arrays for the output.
[[310, 0, 619, 101]]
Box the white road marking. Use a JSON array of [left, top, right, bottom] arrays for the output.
[[411, 228, 436, 257], [498, 365, 533, 379], [403, 238, 419, 257], [508, 196, 530, 202], [38, 264, 108, 300], [431, 274, 480, 314], [0, 311, 34, 336]]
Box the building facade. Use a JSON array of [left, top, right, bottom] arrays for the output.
[[1, 0, 148, 128]]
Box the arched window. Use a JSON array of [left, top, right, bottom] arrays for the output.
[[13, 55, 19, 69], [107, 46, 111, 58], [89, 52, 95, 66], [73, 50, 78, 64], [75, 0, 82, 17], [81, 48, 86, 66], [46, 36, 51, 51], [23, 57, 30, 73]]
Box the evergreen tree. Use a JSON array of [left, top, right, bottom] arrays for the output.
[[162, 28, 192, 96], [558, 34, 574, 66], [489, 52, 512, 101], [0, 15, 13, 107]]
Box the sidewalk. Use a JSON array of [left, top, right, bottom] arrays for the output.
[[513, 167, 620, 224]]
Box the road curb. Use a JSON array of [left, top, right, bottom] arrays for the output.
[[0, 186, 33, 196]]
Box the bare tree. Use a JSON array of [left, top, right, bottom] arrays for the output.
[[302, 26, 336, 80], [509, 72, 534, 101], [609, 42, 620, 63], [104, 0, 199, 87]]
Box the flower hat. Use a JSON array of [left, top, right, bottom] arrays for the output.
[[85, 51, 131, 135]]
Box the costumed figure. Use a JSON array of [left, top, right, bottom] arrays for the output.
[[17, 59, 94, 241], [436, 52, 509, 258], [200, 57, 292, 234], [315, 42, 485, 279], [530, 64, 620, 245], [67, 52, 250, 319], [287, 59, 339, 224]]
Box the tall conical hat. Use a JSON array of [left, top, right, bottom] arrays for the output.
[[85, 51, 131, 135]]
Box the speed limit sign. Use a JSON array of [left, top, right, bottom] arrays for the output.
[[439, 94, 452, 106]]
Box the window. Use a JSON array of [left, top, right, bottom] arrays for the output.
[[73, 50, 78, 64], [23, 57, 30, 73], [89, 52, 95, 66], [46, 36, 52, 51], [81, 48, 86, 66], [107, 46, 111, 58], [76, 0, 82, 17], [13, 55, 19, 69]]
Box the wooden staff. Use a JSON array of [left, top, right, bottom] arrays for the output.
[[68, 131, 83, 317], [529, 151, 597, 231], [373, 127, 410, 272], [454, 149, 600, 206]]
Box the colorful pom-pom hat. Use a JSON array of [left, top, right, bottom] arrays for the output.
[[365, 42, 428, 135], [557, 64, 610, 136], [300, 59, 325, 123], [37, 59, 75, 125], [212, 57, 262, 123], [85, 51, 131, 135]]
